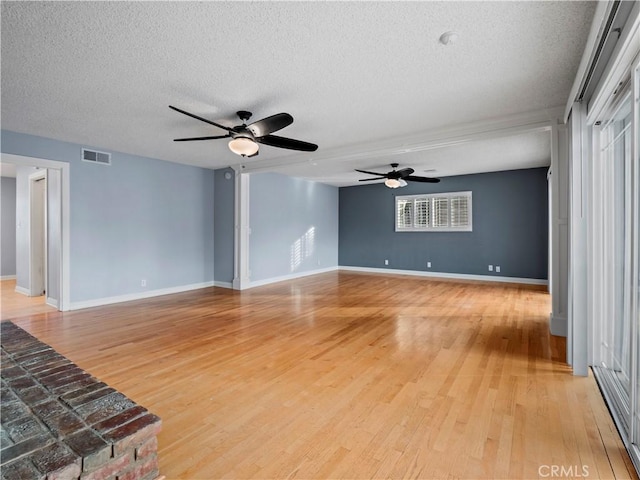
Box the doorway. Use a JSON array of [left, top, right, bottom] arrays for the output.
[[1, 153, 70, 311]]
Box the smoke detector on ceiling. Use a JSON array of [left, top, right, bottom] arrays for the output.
[[439, 31, 458, 46]]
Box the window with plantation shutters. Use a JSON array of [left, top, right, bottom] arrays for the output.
[[396, 199, 413, 229], [395, 191, 472, 232]]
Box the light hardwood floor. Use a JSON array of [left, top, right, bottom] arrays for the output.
[[0, 279, 58, 320], [2, 273, 638, 479]]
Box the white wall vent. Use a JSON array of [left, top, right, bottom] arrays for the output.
[[82, 148, 111, 165]]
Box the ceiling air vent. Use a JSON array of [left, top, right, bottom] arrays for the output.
[[82, 148, 111, 165]]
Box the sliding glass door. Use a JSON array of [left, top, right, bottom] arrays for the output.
[[590, 56, 640, 472], [633, 58, 640, 470]]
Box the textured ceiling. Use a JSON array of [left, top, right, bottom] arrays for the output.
[[1, 1, 595, 185]]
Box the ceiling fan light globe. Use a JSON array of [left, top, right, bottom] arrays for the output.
[[385, 178, 401, 188], [398, 179, 408, 187], [229, 137, 259, 156]]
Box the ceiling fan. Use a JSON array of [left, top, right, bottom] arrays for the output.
[[169, 106, 318, 157], [355, 163, 440, 188]]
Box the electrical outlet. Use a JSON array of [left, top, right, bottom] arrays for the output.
[[496, 266, 501, 273], [384, 259, 389, 266], [427, 261, 432, 268], [141, 279, 147, 287], [488, 265, 493, 272]]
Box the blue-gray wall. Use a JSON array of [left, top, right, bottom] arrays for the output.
[[1, 177, 17, 277], [339, 167, 548, 280], [214, 167, 235, 284], [249, 172, 339, 283], [1, 130, 215, 303]]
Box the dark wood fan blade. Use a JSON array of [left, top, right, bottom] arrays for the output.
[[358, 177, 386, 182], [247, 113, 294, 137], [257, 135, 318, 152], [355, 169, 388, 176], [406, 175, 440, 183], [397, 168, 415, 177], [169, 105, 234, 132], [174, 135, 231, 142]]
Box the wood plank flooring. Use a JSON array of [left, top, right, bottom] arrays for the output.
[[2, 273, 638, 479], [0, 279, 57, 320]]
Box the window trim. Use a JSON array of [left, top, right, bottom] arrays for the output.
[[395, 191, 473, 232]]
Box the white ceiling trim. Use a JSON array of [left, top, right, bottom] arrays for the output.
[[240, 106, 561, 175]]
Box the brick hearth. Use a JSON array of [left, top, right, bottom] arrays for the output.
[[0, 321, 161, 480]]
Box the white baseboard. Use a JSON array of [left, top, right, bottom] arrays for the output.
[[1, 275, 16, 280], [15, 285, 30, 296], [68, 281, 216, 311], [550, 313, 568, 337], [339, 266, 549, 286], [248, 266, 339, 289], [213, 281, 233, 289], [46, 297, 59, 309]]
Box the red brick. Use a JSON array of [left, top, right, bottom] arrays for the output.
[[0, 387, 19, 403], [64, 429, 112, 471], [42, 372, 90, 390], [10, 345, 52, 360], [13, 349, 58, 367], [4, 416, 48, 443], [80, 452, 132, 480], [102, 415, 161, 456], [28, 358, 72, 376], [1, 400, 31, 421], [92, 406, 147, 434], [135, 436, 157, 461], [0, 457, 45, 480], [116, 455, 158, 480], [30, 399, 68, 420], [53, 376, 101, 395], [0, 358, 17, 371], [0, 365, 28, 380], [0, 434, 54, 465], [6, 376, 37, 390], [42, 411, 85, 437], [60, 382, 109, 403], [34, 363, 80, 381], [64, 387, 116, 409], [83, 398, 137, 425], [28, 442, 82, 479], [15, 385, 50, 406]]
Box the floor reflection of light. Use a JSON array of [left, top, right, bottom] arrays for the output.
[[394, 316, 426, 351]]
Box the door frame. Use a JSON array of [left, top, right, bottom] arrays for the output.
[[28, 169, 47, 297], [2, 153, 70, 311]]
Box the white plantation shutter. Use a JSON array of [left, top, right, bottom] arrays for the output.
[[414, 198, 430, 228], [395, 192, 472, 232], [450, 196, 470, 227], [396, 199, 413, 229], [432, 197, 449, 228]]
